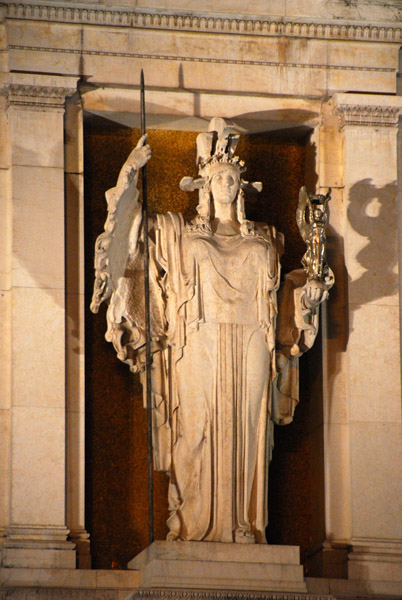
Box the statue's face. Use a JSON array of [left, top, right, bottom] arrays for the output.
[[210, 170, 239, 205]]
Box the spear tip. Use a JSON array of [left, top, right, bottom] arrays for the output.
[[140, 69, 146, 135]]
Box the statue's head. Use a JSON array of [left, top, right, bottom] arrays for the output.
[[209, 164, 240, 205], [313, 207, 324, 220], [180, 118, 262, 235]]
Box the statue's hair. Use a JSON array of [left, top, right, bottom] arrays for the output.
[[236, 188, 257, 238], [188, 175, 256, 237]]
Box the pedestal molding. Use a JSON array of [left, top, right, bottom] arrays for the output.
[[2, 2, 401, 43], [129, 542, 307, 593], [129, 589, 334, 600], [4, 525, 71, 544]]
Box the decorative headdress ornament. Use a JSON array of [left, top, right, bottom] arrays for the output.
[[180, 117, 262, 194]]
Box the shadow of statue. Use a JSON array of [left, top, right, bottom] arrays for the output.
[[347, 178, 398, 330]]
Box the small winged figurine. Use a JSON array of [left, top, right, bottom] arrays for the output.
[[296, 186, 334, 289]]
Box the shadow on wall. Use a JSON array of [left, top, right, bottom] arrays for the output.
[[347, 178, 398, 327], [324, 178, 397, 425]]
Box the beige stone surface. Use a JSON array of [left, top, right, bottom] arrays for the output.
[[323, 422, 351, 544], [8, 108, 65, 168], [0, 289, 11, 413], [349, 421, 402, 540], [348, 553, 402, 582], [65, 100, 84, 175], [328, 67, 396, 95], [7, 20, 82, 51], [328, 40, 398, 71], [307, 575, 402, 598], [11, 165, 65, 290], [0, 97, 10, 170], [65, 128, 86, 544], [100, 0, 402, 22], [0, 567, 140, 589], [0, 291, 11, 410], [11, 287, 65, 409], [0, 408, 10, 528], [65, 173, 85, 296], [5, 9, 400, 97], [0, 169, 11, 292], [347, 304, 400, 423], [132, 540, 301, 564], [65, 292, 85, 412], [3, 548, 76, 570], [66, 409, 85, 532], [95, 570, 140, 588], [10, 405, 67, 525], [82, 87, 322, 132], [8, 48, 80, 80]]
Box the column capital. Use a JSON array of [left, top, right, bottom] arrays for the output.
[[0, 73, 80, 111], [329, 93, 402, 129]]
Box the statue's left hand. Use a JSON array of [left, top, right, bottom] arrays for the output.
[[303, 280, 329, 309]]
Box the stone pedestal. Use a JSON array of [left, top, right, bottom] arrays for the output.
[[128, 541, 307, 593]]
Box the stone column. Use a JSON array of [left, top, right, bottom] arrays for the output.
[[320, 93, 402, 587], [1, 73, 79, 569], [65, 93, 91, 568]]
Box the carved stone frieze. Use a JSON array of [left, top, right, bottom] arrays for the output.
[[336, 104, 402, 128], [2, 2, 401, 44], [5, 44, 395, 74], [128, 589, 335, 600]]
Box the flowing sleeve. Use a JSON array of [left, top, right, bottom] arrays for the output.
[[272, 269, 320, 425], [90, 170, 166, 373]]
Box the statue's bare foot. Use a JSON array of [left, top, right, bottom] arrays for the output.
[[166, 531, 179, 541], [234, 528, 255, 544]]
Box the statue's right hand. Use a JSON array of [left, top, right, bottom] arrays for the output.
[[125, 134, 152, 171]]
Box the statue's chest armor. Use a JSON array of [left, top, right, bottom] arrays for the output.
[[182, 233, 271, 324]]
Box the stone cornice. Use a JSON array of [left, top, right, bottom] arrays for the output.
[[4, 83, 75, 110], [1, 74, 79, 110], [2, 2, 402, 44], [335, 104, 402, 128]]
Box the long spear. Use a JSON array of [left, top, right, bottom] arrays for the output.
[[141, 69, 154, 545]]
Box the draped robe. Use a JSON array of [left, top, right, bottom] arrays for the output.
[[91, 174, 321, 544]]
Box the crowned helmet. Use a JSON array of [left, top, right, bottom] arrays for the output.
[[180, 117, 262, 194]]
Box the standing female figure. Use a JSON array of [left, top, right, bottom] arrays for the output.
[[91, 118, 330, 544]]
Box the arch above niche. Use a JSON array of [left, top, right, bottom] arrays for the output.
[[81, 85, 321, 136]]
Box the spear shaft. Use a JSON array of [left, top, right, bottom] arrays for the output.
[[141, 69, 154, 545]]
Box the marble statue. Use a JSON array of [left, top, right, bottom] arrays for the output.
[[90, 118, 333, 545]]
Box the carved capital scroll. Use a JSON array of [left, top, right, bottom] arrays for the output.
[[335, 104, 402, 129], [1, 74, 79, 111]]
